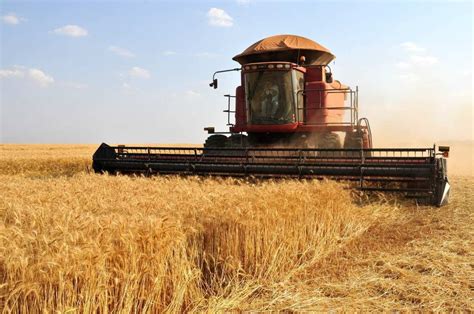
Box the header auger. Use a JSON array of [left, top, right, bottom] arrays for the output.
[[93, 34, 450, 206]]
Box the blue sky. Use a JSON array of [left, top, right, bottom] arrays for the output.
[[1, 0, 472, 144]]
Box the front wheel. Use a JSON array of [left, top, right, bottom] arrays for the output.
[[344, 131, 372, 157], [317, 133, 342, 157], [319, 132, 342, 149], [204, 135, 228, 148], [229, 134, 248, 147], [344, 131, 363, 149]]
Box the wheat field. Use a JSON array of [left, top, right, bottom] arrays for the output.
[[0, 144, 473, 312]]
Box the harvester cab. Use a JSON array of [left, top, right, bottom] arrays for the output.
[[92, 34, 450, 206], [205, 35, 371, 150]]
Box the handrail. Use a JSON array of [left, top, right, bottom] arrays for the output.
[[296, 87, 359, 127], [223, 94, 236, 126], [222, 86, 362, 130]]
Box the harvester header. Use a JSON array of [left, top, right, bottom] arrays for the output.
[[92, 34, 450, 206]]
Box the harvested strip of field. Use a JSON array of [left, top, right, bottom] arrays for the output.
[[0, 145, 472, 311]]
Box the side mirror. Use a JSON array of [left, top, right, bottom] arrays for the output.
[[209, 78, 218, 89], [325, 72, 333, 83], [204, 127, 215, 134], [438, 146, 450, 157]]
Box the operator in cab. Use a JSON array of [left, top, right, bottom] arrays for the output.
[[261, 81, 280, 118]]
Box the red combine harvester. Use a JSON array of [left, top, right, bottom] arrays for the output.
[[93, 35, 450, 206], [205, 34, 370, 150]]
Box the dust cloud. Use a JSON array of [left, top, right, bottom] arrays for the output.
[[359, 78, 473, 176]]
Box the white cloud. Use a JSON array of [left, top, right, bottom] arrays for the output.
[[52, 25, 88, 37], [108, 45, 135, 58], [163, 50, 177, 56], [461, 69, 471, 77], [409, 55, 439, 66], [396, 42, 438, 71], [121, 82, 140, 93], [193, 52, 220, 58], [399, 73, 419, 82], [0, 68, 24, 78], [28, 68, 54, 87], [396, 61, 411, 69], [400, 42, 425, 53], [2, 13, 26, 25], [0, 66, 54, 87], [185, 90, 200, 97], [129, 66, 151, 79], [207, 8, 233, 27]]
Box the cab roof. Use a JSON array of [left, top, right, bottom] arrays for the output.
[[233, 34, 335, 66]]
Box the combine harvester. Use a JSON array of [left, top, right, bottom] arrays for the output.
[[93, 35, 450, 206]]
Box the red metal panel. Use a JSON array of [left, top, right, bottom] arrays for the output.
[[305, 66, 324, 82], [305, 81, 345, 125], [244, 123, 299, 133], [235, 85, 245, 127], [295, 125, 357, 133]]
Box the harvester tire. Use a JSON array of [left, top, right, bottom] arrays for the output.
[[204, 135, 228, 148], [343, 131, 363, 149], [229, 134, 248, 147], [318, 133, 341, 157], [319, 133, 342, 149], [344, 131, 372, 157]]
